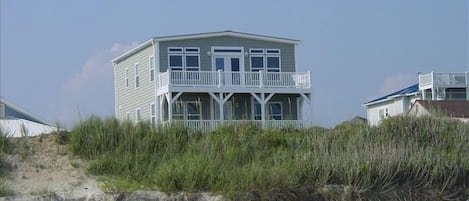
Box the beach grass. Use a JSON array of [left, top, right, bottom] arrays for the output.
[[69, 116, 469, 199]]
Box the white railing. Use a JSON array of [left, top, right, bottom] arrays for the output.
[[164, 120, 312, 132], [159, 70, 311, 89], [419, 72, 468, 88]]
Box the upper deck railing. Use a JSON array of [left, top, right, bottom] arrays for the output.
[[419, 72, 468, 89], [159, 70, 311, 89]]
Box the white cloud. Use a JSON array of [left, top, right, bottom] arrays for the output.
[[57, 42, 139, 127], [378, 73, 417, 96], [62, 42, 138, 91]]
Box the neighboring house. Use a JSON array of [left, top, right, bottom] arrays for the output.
[[0, 97, 56, 137], [112, 31, 312, 131], [363, 72, 469, 126], [408, 100, 469, 122]]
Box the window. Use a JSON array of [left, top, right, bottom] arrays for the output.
[[149, 56, 155, 82], [125, 68, 129, 88], [268, 102, 282, 120], [168, 47, 200, 71], [446, 88, 467, 100], [249, 48, 281, 72], [126, 112, 130, 120], [135, 63, 140, 88], [135, 108, 141, 122], [172, 101, 202, 120], [150, 103, 156, 127], [253, 101, 283, 120]]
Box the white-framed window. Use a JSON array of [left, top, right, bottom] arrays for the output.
[[249, 48, 281, 72], [378, 108, 389, 121], [150, 103, 156, 127], [149, 56, 155, 82], [253, 100, 283, 120], [125, 68, 129, 88], [168, 47, 200, 71], [135, 63, 140, 88], [135, 108, 141, 122], [172, 101, 202, 120]]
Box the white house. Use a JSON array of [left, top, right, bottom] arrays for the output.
[[0, 97, 56, 137], [363, 72, 469, 126], [112, 31, 312, 131]]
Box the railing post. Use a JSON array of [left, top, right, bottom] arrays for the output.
[[218, 70, 222, 87], [259, 70, 264, 88], [167, 68, 172, 86], [307, 71, 311, 88]]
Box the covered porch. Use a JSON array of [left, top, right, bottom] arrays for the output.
[[157, 91, 312, 131]]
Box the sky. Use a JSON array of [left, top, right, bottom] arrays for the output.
[[1, 0, 468, 128]]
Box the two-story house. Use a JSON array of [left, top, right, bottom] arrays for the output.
[[112, 31, 312, 131], [363, 72, 469, 125]]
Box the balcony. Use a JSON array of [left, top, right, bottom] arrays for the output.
[[419, 72, 469, 90], [158, 70, 311, 93]]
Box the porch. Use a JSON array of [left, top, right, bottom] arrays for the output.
[[419, 72, 469, 90], [163, 120, 312, 132], [158, 70, 311, 93]]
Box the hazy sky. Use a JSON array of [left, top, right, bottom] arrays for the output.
[[1, 0, 468, 128]]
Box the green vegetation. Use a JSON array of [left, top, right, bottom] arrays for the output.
[[69, 116, 469, 199], [0, 129, 12, 196]]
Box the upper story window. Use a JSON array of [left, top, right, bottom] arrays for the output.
[[149, 56, 155, 82], [135, 63, 140, 88], [168, 47, 200, 71], [446, 88, 467, 100], [249, 48, 281, 72], [125, 68, 129, 88]]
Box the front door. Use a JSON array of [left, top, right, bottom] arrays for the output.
[[214, 56, 241, 86]]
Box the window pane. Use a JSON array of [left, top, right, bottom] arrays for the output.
[[216, 58, 224, 71], [186, 55, 199, 67], [187, 102, 200, 115], [267, 57, 279, 69], [169, 55, 183, 67], [173, 103, 184, 115], [231, 58, 240, 71], [251, 56, 264, 69], [150, 69, 154, 81]]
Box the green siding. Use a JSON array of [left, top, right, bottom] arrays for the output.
[[158, 36, 295, 72], [114, 44, 155, 122]]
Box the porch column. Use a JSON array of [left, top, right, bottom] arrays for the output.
[[431, 87, 436, 100], [251, 92, 275, 129], [165, 93, 172, 122]]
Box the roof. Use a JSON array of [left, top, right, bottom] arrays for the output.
[[0, 97, 51, 125], [411, 100, 469, 118], [112, 30, 301, 64], [0, 117, 57, 137], [364, 84, 419, 106]]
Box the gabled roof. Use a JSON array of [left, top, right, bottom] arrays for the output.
[[152, 30, 301, 44], [411, 100, 469, 118], [0, 97, 51, 125], [363, 84, 419, 106], [112, 30, 301, 64]]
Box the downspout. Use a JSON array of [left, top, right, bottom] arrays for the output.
[[151, 39, 160, 124], [112, 61, 118, 119]]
